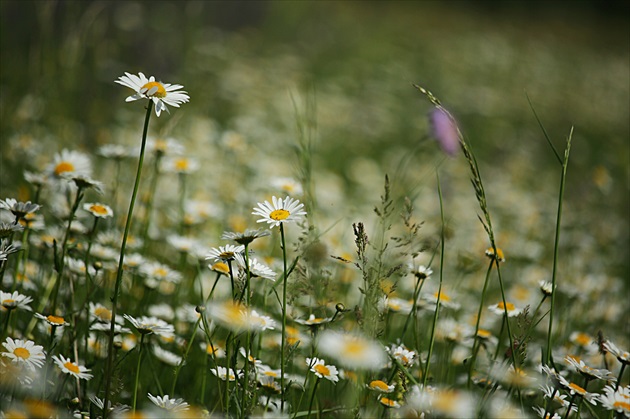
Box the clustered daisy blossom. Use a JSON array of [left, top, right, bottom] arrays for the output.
[[147, 393, 189, 412], [252, 196, 307, 227], [52, 355, 93, 380], [2, 337, 46, 371], [115, 72, 190, 117], [306, 357, 339, 383]]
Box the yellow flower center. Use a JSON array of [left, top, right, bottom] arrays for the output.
[[94, 307, 112, 321], [477, 329, 492, 339], [380, 397, 397, 407], [370, 380, 390, 391], [89, 204, 109, 216], [2, 298, 16, 306], [174, 159, 189, 171], [64, 361, 81, 374], [497, 301, 515, 311], [13, 347, 30, 359], [269, 209, 290, 221], [141, 81, 167, 98], [47, 315, 65, 325], [314, 364, 330, 376], [434, 291, 450, 302], [568, 382, 586, 395], [264, 371, 278, 377], [614, 401, 630, 411], [574, 333, 591, 346], [211, 262, 230, 275], [154, 268, 168, 277], [54, 161, 75, 175], [344, 340, 364, 356]]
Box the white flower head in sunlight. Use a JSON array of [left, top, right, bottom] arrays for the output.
[[115, 72, 190, 117]]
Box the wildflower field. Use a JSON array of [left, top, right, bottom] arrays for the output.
[[1, 2, 629, 418]]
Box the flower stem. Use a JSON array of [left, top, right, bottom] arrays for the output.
[[423, 173, 445, 389], [171, 316, 202, 395], [132, 333, 146, 412], [307, 377, 321, 418], [546, 128, 573, 366], [280, 223, 288, 413], [103, 100, 153, 417], [468, 259, 494, 387]]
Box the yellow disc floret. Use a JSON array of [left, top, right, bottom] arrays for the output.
[[141, 81, 167, 98], [270, 209, 290, 221]]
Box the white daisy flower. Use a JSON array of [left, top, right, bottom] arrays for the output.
[[306, 357, 339, 383], [211, 365, 240, 381], [0, 290, 33, 311], [147, 393, 189, 412], [52, 355, 93, 380], [316, 330, 387, 371], [252, 196, 307, 227], [139, 261, 182, 284], [388, 344, 417, 367], [162, 156, 199, 174], [205, 244, 245, 263], [598, 385, 630, 415], [34, 313, 70, 328], [2, 337, 46, 370], [488, 301, 521, 317], [234, 253, 276, 281], [47, 149, 92, 179], [249, 310, 276, 331], [115, 72, 190, 117], [123, 314, 175, 337], [83, 202, 113, 219], [153, 345, 182, 366], [367, 380, 395, 393]]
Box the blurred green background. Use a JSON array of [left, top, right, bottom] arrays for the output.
[[1, 1, 628, 277]]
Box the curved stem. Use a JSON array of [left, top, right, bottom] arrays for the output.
[[103, 100, 153, 417], [306, 377, 321, 418], [280, 223, 288, 413], [468, 259, 494, 387], [132, 334, 146, 412]]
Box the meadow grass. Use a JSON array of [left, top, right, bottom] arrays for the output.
[[1, 73, 628, 418], [0, 3, 628, 418]]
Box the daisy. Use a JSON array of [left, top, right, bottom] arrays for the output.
[[0, 198, 41, 220], [200, 341, 225, 359], [0, 243, 20, 262], [211, 365, 240, 381], [205, 244, 245, 263], [379, 396, 401, 408], [295, 314, 332, 327], [147, 393, 189, 412], [222, 228, 271, 245], [603, 339, 630, 365], [367, 380, 395, 393], [485, 246, 506, 262], [306, 357, 339, 383], [234, 253, 276, 281], [152, 345, 182, 366], [1, 290, 33, 311], [52, 355, 93, 380], [206, 300, 250, 332], [34, 313, 70, 328], [83, 203, 113, 219], [139, 262, 182, 284], [0, 222, 23, 239], [317, 330, 387, 371], [488, 301, 521, 317], [270, 177, 303, 196], [162, 156, 199, 174], [557, 374, 597, 405], [388, 344, 417, 367], [98, 144, 132, 159], [598, 385, 630, 415], [47, 149, 92, 179], [539, 280, 554, 297], [67, 174, 104, 194], [565, 355, 614, 381], [259, 375, 281, 393], [123, 314, 175, 337], [413, 265, 433, 280], [2, 337, 46, 370], [147, 137, 185, 156], [252, 196, 307, 227], [166, 234, 199, 254], [115, 72, 190, 117], [249, 310, 276, 331]]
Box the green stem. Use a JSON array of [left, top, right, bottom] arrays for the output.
[[171, 316, 203, 395], [280, 223, 288, 413], [468, 259, 494, 387], [103, 100, 153, 417], [140, 151, 163, 249], [306, 377, 321, 418], [132, 334, 146, 411], [423, 173, 445, 389], [546, 128, 573, 366]]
